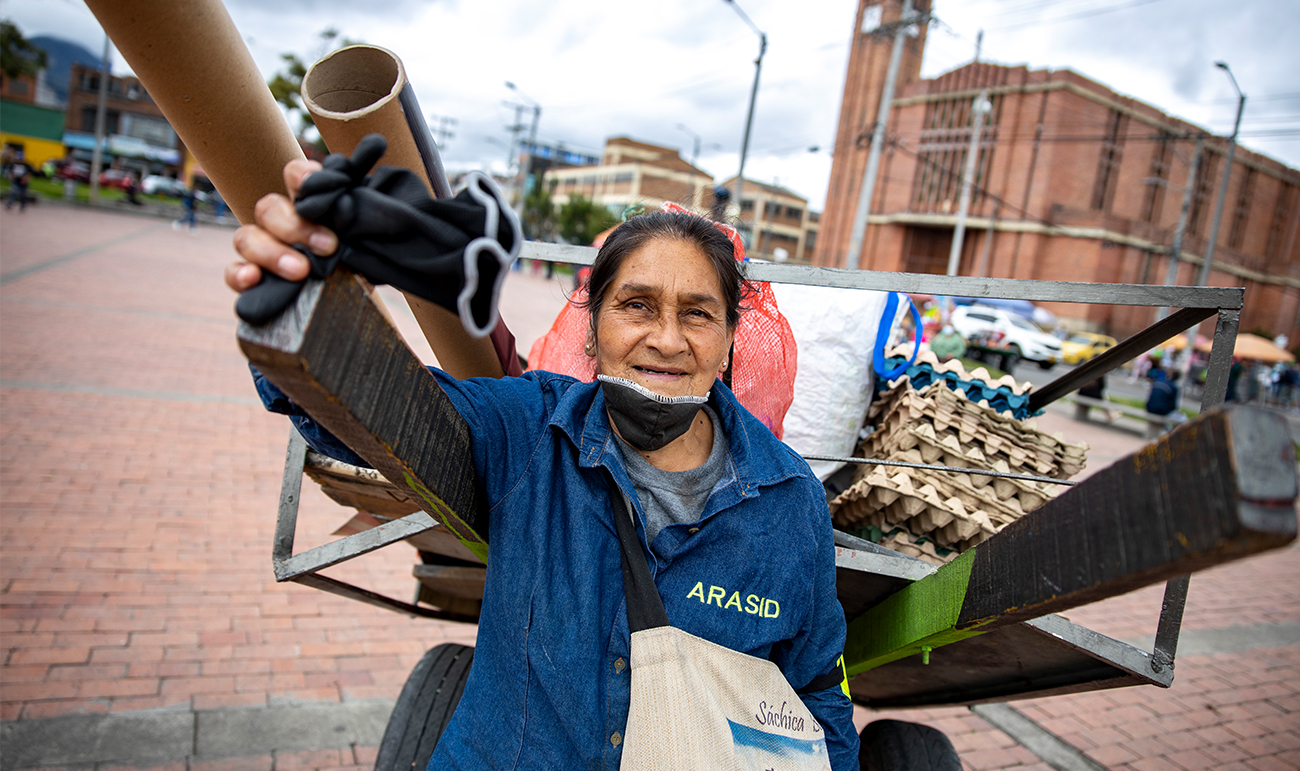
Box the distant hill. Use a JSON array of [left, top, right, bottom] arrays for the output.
[[29, 36, 102, 107]]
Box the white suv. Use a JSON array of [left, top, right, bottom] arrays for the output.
[[949, 306, 1062, 369]]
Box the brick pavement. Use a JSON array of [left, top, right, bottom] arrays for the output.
[[2, 203, 1297, 771]]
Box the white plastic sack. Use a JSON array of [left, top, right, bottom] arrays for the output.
[[772, 283, 891, 481]]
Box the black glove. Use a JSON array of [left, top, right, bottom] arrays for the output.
[[235, 134, 521, 337]]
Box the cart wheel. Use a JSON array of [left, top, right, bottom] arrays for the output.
[[859, 719, 961, 771], [374, 643, 474, 771]]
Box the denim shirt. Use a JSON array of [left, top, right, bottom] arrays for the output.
[[254, 367, 858, 769]]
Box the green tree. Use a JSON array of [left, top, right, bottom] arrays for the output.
[[522, 182, 557, 241], [0, 19, 48, 80], [558, 194, 620, 245], [268, 28, 361, 139]]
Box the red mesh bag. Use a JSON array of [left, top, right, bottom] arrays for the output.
[[526, 203, 797, 439]]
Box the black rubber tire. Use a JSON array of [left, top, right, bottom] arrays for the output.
[[374, 643, 474, 771], [1037, 359, 1055, 370], [860, 719, 962, 771]]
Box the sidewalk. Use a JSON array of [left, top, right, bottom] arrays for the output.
[[2, 203, 1297, 771]]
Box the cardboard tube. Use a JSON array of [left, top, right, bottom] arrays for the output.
[[302, 46, 437, 195], [83, 0, 305, 225]]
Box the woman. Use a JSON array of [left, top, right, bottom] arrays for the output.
[[228, 160, 858, 769]]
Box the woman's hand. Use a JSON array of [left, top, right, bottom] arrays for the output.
[[225, 159, 339, 293]]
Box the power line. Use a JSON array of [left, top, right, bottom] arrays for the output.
[[969, 0, 1146, 20], [986, 0, 1167, 31]]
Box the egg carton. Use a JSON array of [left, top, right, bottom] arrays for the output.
[[831, 466, 1000, 551], [878, 349, 1037, 418], [899, 347, 1033, 395], [864, 395, 1063, 480], [898, 426, 1053, 512], [866, 379, 1087, 480], [877, 529, 957, 567]]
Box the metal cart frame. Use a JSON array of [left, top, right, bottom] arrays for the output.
[[266, 243, 1259, 708]]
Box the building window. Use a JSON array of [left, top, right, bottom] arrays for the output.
[[1091, 110, 1127, 211], [740, 200, 754, 212], [785, 205, 803, 219], [1227, 168, 1256, 251], [1265, 183, 1297, 264], [613, 172, 633, 184], [10, 79, 28, 96], [1141, 132, 1172, 224], [911, 96, 998, 212], [1187, 153, 1219, 237]]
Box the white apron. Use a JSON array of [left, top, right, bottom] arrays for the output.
[[611, 488, 832, 771]]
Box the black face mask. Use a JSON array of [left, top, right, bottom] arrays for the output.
[[597, 375, 709, 452]]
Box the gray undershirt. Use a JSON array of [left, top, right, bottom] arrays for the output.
[[615, 405, 729, 547]]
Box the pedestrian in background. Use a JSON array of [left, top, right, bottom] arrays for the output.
[[173, 186, 198, 232], [124, 172, 142, 206], [5, 151, 33, 212], [1145, 368, 1182, 437], [929, 324, 966, 363]]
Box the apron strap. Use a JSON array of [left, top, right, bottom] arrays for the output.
[[796, 664, 845, 695], [610, 480, 671, 633]]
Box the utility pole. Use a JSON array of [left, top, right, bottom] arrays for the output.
[[1197, 61, 1246, 288], [844, 0, 916, 270], [503, 103, 527, 210], [1155, 136, 1203, 321], [947, 90, 989, 276], [976, 202, 999, 277], [506, 82, 541, 212], [89, 35, 111, 204], [429, 114, 457, 149], [722, 0, 766, 249]]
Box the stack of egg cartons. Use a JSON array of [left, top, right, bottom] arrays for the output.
[[829, 349, 1087, 565]]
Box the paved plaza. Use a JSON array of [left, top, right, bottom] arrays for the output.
[[1, 202, 1298, 771]]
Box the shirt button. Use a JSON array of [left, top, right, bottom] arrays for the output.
[[614, 657, 626, 673], [687, 527, 699, 535], [610, 731, 623, 747]]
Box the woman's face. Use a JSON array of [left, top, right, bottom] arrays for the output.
[[592, 237, 735, 400]]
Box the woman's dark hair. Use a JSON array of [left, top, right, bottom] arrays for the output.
[[579, 210, 747, 331]]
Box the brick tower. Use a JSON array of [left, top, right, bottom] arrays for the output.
[[814, 0, 929, 268]]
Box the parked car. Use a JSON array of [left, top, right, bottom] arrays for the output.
[[142, 175, 186, 197], [97, 169, 136, 190], [1061, 332, 1118, 365], [950, 305, 1062, 369], [54, 161, 91, 184]]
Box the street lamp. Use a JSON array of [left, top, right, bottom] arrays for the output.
[[505, 81, 542, 208], [1197, 61, 1246, 287], [721, 0, 766, 248]]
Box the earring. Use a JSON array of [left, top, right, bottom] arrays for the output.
[[584, 341, 595, 355]]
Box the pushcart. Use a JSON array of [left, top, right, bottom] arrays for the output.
[[245, 251, 1298, 770]]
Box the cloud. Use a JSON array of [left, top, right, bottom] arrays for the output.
[[6, 0, 1298, 208]]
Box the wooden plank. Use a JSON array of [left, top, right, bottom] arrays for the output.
[[843, 405, 1298, 676], [238, 270, 488, 562]]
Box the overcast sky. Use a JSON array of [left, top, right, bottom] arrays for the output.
[[8, 0, 1299, 210]]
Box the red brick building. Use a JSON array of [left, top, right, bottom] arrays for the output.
[[63, 62, 184, 176], [816, 0, 1300, 341]]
